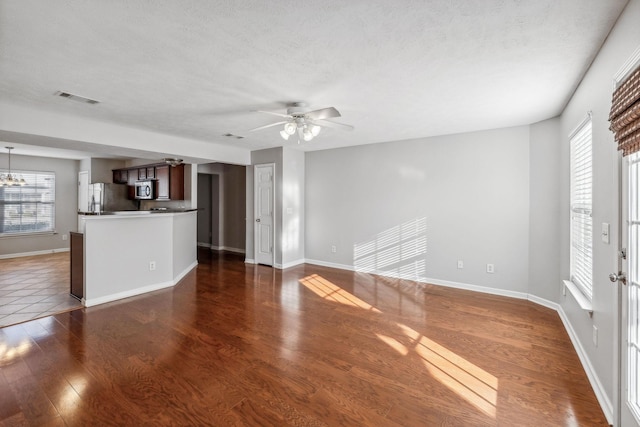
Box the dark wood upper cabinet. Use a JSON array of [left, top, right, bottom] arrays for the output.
[[112, 169, 128, 184], [155, 164, 184, 200], [112, 163, 184, 200], [155, 165, 169, 200]]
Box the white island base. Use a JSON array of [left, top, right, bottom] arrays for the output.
[[79, 211, 197, 307]]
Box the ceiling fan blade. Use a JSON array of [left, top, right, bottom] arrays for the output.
[[249, 121, 288, 132], [254, 110, 292, 119], [311, 119, 354, 131], [305, 107, 341, 120]]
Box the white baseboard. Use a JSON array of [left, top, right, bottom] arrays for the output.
[[527, 293, 559, 311], [174, 261, 198, 284], [245, 258, 255, 264], [305, 258, 355, 271], [202, 245, 246, 255], [220, 246, 245, 254], [0, 247, 70, 260], [557, 306, 613, 424], [423, 276, 528, 300], [274, 259, 305, 269], [84, 280, 175, 307]]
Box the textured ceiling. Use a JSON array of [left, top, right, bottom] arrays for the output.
[[0, 0, 630, 157]]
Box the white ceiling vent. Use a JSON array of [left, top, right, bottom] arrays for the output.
[[54, 91, 99, 105]]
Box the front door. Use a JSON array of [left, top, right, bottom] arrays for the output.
[[620, 152, 640, 427], [254, 164, 274, 266]]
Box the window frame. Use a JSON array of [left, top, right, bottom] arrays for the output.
[[569, 115, 594, 301], [0, 169, 56, 237]]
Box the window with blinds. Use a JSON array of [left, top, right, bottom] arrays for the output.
[[570, 118, 593, 300], [0, 171, 55, 236]]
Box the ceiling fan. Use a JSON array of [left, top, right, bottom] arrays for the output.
[[250, 102, 353, 143]]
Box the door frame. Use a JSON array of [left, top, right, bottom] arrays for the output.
[[254, 163, 275, 266], [614, 46, 640, 427]]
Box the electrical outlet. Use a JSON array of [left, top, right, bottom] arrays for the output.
[[149, 261, 156, 271], [593, 325, 598, 347], [62, 234, 68, 241], [331, 245, 337, 253], [457, 260, 464, 269], [486, 264, 495, 274]]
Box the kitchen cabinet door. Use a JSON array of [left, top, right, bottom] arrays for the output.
[[155, 164, 184, 200], [156, 165, 170, 200]]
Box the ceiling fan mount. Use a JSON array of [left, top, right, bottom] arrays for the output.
[[250, 101, 353, 143]]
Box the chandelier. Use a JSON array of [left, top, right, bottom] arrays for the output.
[[0, 147, 26, 187], [163, 158, 183, 167]]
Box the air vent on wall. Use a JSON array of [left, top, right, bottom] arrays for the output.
[[54, 91, 100, 105]]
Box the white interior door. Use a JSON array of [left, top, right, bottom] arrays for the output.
[[620, 153, 640, 427], [254, 164, 274, 266]]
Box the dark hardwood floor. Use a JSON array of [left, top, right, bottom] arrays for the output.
[[0, 249, 608, 426]]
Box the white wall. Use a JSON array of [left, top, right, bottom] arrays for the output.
[[83, 212, 197, 306], [558, 0, 640, 417], [0, 154, 78, 257], [305, 126, 531, 293]]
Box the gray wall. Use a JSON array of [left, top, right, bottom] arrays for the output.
[[0, 154, 78, 257], [305, 126, 531, 293], [198, 163, 245, 252], [529, 117, 562, 302], [222, 164, 246, 252], [282, 148, 305, 266], [559, 0, 640, 408], [197, 173, 212, 246]]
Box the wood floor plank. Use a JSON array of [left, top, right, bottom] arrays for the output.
[[0, 250, 608, 426]]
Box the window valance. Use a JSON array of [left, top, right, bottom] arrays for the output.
[[609, 65, 640, 156]]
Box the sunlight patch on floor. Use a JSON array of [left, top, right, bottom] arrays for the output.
[[413, 331, 497, 417], [299, 274, 381, 313], [300, 273, 498, 419]]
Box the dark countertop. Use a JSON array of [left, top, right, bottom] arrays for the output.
[[78, 209, 197, 216]]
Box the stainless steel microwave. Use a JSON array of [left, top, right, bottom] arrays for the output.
[[134, 180, 155, 200]]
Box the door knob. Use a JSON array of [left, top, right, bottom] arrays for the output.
[[256, 218, 261, 222], [609, 272, 627, 285]]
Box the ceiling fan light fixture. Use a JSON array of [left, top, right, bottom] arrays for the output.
[[280, 130, 290, 140], [310, 125, 321, 136], [303, 129, 314, 141], [284, 122, 297, 135]]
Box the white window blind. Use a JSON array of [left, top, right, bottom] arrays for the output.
[[570, 119, 593, 300], [0, 171, 55, 236]]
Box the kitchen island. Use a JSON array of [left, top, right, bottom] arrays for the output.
[[76, 210, 197, 307]]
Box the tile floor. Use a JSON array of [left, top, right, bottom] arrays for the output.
[[0, 252, 82, 328]]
